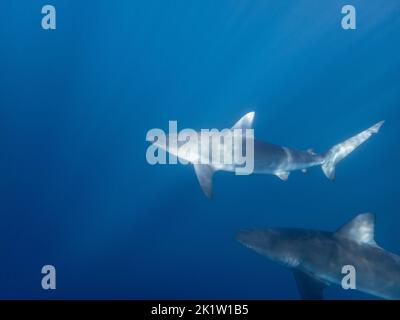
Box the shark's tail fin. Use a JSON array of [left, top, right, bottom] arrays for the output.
[[321, 120, 384, 180]]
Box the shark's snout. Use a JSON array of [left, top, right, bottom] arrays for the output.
[[236, 228, 283, 254], [236, 229, 258, 248]]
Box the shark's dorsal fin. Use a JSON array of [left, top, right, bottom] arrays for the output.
[[193, 164, 215, 199], [335, 213, 377, 246], [293, 270, 327, 300], [232, 112, 255, 130]]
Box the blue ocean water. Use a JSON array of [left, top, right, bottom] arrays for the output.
[[0, 0, 399, 299]]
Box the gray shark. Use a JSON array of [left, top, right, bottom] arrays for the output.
[[236, 213, 400, 300], [151, 112, 384, 198]]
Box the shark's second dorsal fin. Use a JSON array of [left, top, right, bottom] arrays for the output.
[[293, 270, 327, 300], [307, 148, 316, 155], [232, 112, 255, 130], [335, 213, 377, 246], [193, 164, 215, 199]]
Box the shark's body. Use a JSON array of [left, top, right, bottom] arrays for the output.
[[250, 139, 324, 175], [151, 112, 384, 198], [237, 213, 400, 300]]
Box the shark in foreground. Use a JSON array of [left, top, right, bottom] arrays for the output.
[[236, 213, 400, 300], [152, 112, 384, 198]]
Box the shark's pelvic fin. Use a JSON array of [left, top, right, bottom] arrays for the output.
[[292, 270, 327, 300], [321, 120, 384, 180], [193, 164, 215, 199], [275, 171, 290, 181], [335, 213, 377, 246], [232, 111, 255, 130]]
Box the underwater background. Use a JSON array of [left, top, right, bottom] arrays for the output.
[[0, 0, 399, 299]]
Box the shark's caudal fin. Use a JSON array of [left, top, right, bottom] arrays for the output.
[[321, 121, 384, 180]]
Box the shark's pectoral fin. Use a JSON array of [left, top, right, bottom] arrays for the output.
[[193, 164, 215, 199], [293, 270, 327, 300], [275, 171, 290, 181]]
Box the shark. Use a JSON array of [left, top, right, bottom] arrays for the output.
[[151, 112, 384, 198], [236, 213, 400, 300]]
